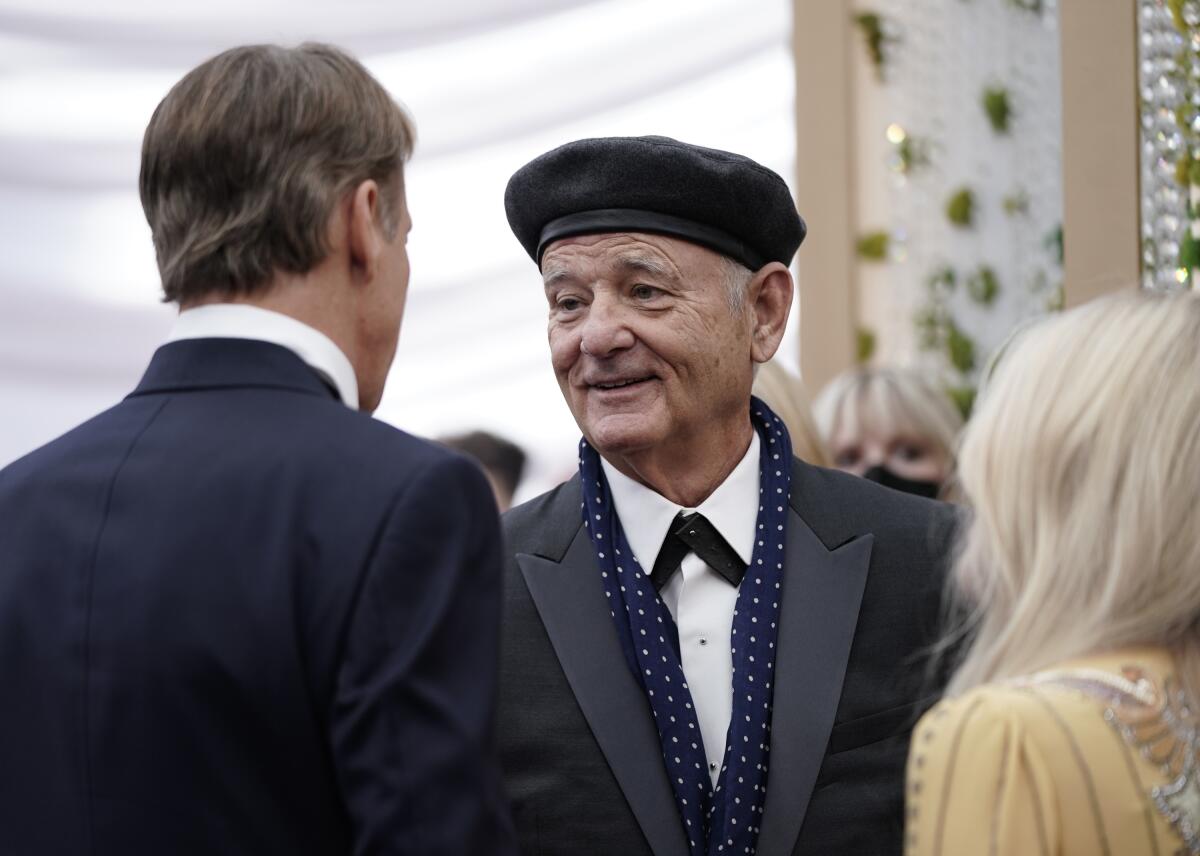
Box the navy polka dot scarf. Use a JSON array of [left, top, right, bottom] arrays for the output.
[[578, 397, 791, 856]]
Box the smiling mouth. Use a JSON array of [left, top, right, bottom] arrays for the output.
[[591, 376, 655, 390]]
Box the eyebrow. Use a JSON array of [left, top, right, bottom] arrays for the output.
[[615, 254, 677, 281], [541, 252, 679, 289], [542, 267, 569, 286]]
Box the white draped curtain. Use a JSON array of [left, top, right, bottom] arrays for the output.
[[0, 0, 795, 497]]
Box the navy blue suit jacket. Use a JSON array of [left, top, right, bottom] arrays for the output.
[[0, 338, 516, 855]]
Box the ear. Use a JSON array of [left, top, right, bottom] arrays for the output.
[[747, 262, 794, 364], [347, 179, 384, 285]]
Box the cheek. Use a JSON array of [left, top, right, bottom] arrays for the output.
[[385, 288, 405, 330], [678, 316, 746, 379], [547, 324, 579, 374], [893, 454, 945, 480], [634, 323, 688, 369]]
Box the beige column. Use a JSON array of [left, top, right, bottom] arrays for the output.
[[792, 0, 857, 393], [1059, 0, 1141, 305]]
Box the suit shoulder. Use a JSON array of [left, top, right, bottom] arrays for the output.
[[792, 460, 960, 554], [258, 398, 452, 467], [797, 461, 955, 526], [0, 398, 150, 490], [3, 393, 476, 502], [502, 476, 582, 561], [315, 409, 488, 493]]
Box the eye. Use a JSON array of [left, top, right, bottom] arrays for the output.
[[834, 447, 860, 468], [631, 283, 661, 300], [555, 295, 584, 312], [894, 443, 929, 462]]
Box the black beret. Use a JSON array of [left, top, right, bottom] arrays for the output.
[[504, 135, 806, 271]]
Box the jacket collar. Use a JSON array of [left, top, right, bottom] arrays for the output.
[[165, 305, 358, 408], [127, 338, 339, 403]]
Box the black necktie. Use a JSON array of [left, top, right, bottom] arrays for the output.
[[650, 511, 747, 591]]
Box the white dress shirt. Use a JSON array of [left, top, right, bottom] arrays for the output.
[[601, 433, 760, 785], [165, 304, 359, 410]]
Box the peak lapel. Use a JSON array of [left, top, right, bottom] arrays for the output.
[[517, 527, 690, 856], [755, 509, 874, 856]]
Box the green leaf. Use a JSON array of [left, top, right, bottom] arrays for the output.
[[1181, 230, 1200, 269], [1044, 224, 1064, 267], [981, 87, 1013, 133], [856, 327, 877, 363], [914, 307, 942, 351], [1168, 0, 1188, 34], [925, 266, 957, 293], [856, 230, 891, 261], [1177, 155, 1193, 187], [895, 135, 932, 174], [946, 322, 977, 373], [1045, 285, 1064, 312], [945, 385, 977, 421], [1002, 189, 1029, 216], [966, 266, 1000, 306], [945, 188, 975, 228], [1007, 0, 1043, 13], [854, 13, 888, 82]]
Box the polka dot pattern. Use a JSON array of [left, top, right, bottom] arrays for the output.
[[580, 397, 791, 856]]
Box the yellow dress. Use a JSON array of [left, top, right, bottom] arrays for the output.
[[905, 648, 1200, 856]]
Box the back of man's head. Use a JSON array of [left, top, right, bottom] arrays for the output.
[[140, 43, 415, 305]]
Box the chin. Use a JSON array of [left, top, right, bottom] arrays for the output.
[[581, 414, 666, 458]]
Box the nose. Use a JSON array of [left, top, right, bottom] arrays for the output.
[[579, 297, 635, 357], [857, 448, 886, 474]]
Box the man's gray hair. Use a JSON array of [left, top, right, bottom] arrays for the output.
[[721, 255, 754, 314]]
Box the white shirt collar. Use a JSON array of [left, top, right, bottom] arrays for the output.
[[165, 304, 359, 410], [601, 432, 760, 579]]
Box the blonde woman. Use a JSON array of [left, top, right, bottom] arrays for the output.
[[906, 291, 1200, 856], [813, 367, 962, 499], [751, 359, 831, 466]]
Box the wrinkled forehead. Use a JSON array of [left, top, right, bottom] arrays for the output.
[[540, 231, 719, 283]]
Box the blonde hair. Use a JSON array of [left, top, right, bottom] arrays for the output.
[[812, 367, 962, 469], [945, 291, 1200, 700], [752, 360, 830, 467]]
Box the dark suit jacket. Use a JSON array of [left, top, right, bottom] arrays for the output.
[[498, 458, 957, 856], [0, 338, 516, 856]]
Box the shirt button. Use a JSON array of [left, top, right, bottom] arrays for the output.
[[699, 637, 708, 646], [709, 762, 718, 771]]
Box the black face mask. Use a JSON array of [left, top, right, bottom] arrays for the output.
[[861, 465, 941, 499]]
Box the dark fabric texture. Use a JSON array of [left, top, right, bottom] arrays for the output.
[[498, 459, 958, 856], [504, 135, 806, 270], [0, 338, 517, 856]]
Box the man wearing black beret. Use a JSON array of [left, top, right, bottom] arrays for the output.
[[498, 135, 957, 856]]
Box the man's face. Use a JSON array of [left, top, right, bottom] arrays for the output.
[[358, 186, 412, 412], [542, 232, 755, 459]]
